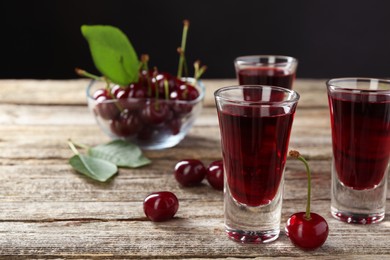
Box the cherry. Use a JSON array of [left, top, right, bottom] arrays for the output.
[[177, 83, 199, 101], [110, 111, 142, 137], [285, 150, 329, 250], [110, 85, 125, 98], [113, 86, 128, 99], [137, 126, 155, 141], [171, 102, 193, 117], [138, 69, 153, 96], [116, 85, 141, 111], [152, 72, 174, 98], [143, 191, 179, 222], [93, 88, 109, 100], [140, 101, 172, 126], [167, 117, 181, 135], [128, 82, 147, 99], [174, 159, 206, 187], [206, 160, 224, 191], [285, 212, 329, 250], [171, 83, 198, 116], [93, 88, 120, 120], [169, 90, 179, 100]]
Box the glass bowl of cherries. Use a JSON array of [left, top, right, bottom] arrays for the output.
[[86, 72, 205, 150], [79, 21, 206, 150]]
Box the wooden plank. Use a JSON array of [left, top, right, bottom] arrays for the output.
[[0, 79, 90, 105]]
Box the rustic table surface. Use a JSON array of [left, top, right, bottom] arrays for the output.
[[0, 79, 389, 259]]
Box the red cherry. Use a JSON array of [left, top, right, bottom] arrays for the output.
[[169, 90, 179, 100], [110, 111, 142, 137], [129, 83, 147, 99], [93, 89, 120, 120], [93, 88, 109, 100], [116, 85, 142, 112], [174, 159, 206, 187], [143, 191, 179, 222], [138, 70, 153, 91], [137, 126, 155, 141], [206, 160, 224, 190], [140, 101, 172, 125], [171, 83, 198, 116], [152, 72, 171, 96], [114, 86, 129, 99], [167, 117, 181, 135], [177, 83, 199, 101], [286, 150, 329, 250], [110, 85, 125, 98], [285, 212, 329, 250]]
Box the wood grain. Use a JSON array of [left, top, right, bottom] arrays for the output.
[[0, 79, 388, 259]]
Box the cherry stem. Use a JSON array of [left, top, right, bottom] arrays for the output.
[[194, 60, 207, 80], [70, 140, 90, 150], [164, 79, 169, 100], [67, 139, 80, 155], [177, 20, 189, 78], [75, 68, 102, 81], [177, 48, 189, 79], [289, 150, 312, 220], [153, 67, 160, 110], [140, 54, 149, 71], [141, 54, 153, 96], [75, 68, 112, 97]]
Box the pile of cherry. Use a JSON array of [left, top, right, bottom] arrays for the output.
[[143, 159, 223, 221], [93, 70, 200, 140]]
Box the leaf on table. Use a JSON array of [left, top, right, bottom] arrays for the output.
[[81, 25, 139, 85], [69, 154, 118, 182], [88, 140, 151, 168]]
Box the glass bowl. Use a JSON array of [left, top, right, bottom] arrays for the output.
[[86, 78, 205, 150]]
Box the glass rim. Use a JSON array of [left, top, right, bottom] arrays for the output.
[[326, 77, 390, 94], [214, 85, 300, 105], [234, 55, 298, 66]]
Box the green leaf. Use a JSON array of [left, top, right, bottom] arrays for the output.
[[88, 140, 151, 168], [69, 154, 118, 182], [81, 25, 139, 85]]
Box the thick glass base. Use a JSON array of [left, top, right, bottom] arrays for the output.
[[331, 207, 385, 224], [226, 228, 279, 244], [224, 172, 283, 244], [330, 160, 388, 224]]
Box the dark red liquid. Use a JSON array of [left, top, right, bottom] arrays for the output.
[[238, 67, 295, 90], [329, 93, 390, 190], [218, 104, 295, 206]]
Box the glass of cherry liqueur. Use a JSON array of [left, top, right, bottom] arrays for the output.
[[327, 78, 390, 224], [215, 85, 299, 243], [234, 55, 298, 90]]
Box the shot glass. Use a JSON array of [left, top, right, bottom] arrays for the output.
[[327, 78, 390, 224], [215, 85, 299, 243], [234, 55, 298, 89]]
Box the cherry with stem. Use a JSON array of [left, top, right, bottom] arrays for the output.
[[285, 150, 329, 250]]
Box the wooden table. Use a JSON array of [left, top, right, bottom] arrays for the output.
[[0, 79, 389, 259]]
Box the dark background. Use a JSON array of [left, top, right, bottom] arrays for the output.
[[1, 0, 390, 79]]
